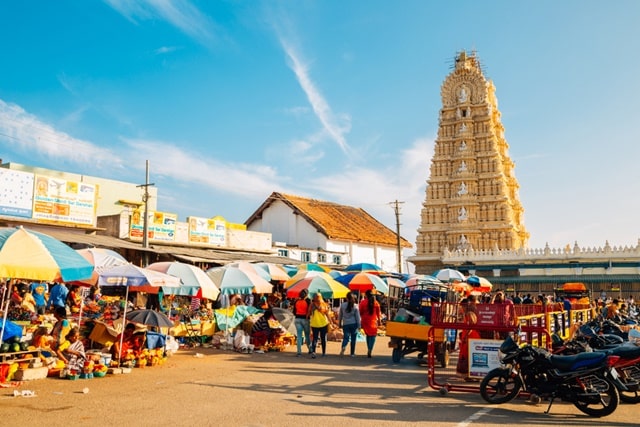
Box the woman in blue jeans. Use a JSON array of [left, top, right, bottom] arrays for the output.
[[338, 292, 361, 357]]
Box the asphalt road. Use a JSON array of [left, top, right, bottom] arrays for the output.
[[1, 337, 637, 427]]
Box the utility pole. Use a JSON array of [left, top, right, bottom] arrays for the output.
[[137, 160, 155, 266], [389, 200, 404, 274]]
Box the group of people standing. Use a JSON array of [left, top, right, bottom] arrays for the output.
[[7, 280, 89, 317], [292, 289, 382, 359]]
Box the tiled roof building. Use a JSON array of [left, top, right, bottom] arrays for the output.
[[246, 192, 411, 271]]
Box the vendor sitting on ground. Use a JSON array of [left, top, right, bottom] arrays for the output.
[[57, 327, 86, 373], [110, 323, 145, 360], [250, 308, 284, 347]]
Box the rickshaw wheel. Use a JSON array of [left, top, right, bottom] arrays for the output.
[[392, 347, 402, 363]]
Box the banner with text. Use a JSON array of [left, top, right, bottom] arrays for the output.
[[130, 209, 177, 242], [187, 216, 226, 246], [32, 175, 98, 226]]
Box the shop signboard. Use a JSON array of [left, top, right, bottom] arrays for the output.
[[130, 209, 177, 242], [468, 338, 502, 379], [0, 169, 34, 218], [187, 216, 226, 246], [32, 174, 97, 226]]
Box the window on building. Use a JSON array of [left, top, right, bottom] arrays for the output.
[[301, 252, 311, 262], [332, 255, 342, 265], [317, 253, 326, 263], [277, 249, 289, 257]]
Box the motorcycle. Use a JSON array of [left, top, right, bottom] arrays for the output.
[[480, 333, 624, 417], [552, 326, 640, 404]]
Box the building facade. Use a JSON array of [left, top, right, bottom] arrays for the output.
[[246, 192, 412, 272]]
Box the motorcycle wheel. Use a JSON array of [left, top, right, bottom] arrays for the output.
[[480, 368, 521, 404], [619, 388, 640, 404], [573, 377, 619, 417]]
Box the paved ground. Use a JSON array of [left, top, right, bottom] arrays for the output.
[[0, 337, 638, 427]]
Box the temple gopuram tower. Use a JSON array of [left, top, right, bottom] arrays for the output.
[[411, 51, 529, 274]]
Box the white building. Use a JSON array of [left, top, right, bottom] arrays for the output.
[[245, 192, 412, 272]]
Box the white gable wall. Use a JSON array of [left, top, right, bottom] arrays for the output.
[[248, 200, 403, 270], [327, 240, 399, 272]]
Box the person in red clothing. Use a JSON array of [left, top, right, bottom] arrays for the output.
[[293, 289, 311, 356], [359, 289, 381, 358]]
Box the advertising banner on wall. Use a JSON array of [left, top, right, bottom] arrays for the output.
[[32, 174, 98, 226], [130, 209, 177, 242], [187, 216, 226, 246], [0, 169, 34, 218]]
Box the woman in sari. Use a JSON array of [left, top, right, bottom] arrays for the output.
[[57, 327, 85, 373]]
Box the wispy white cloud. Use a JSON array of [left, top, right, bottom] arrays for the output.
[[277, 36, 351, 154], [154, 46, 180, 55], [123, 138, 285, 197], [305, 136, 435, 244], [0, 100, 119, 168], [104, 0, 217, 47]]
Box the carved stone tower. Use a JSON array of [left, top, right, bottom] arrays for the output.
[[412, 51, 529, 273]]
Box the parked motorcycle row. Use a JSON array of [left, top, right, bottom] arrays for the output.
[[479, 319, 640, 417]]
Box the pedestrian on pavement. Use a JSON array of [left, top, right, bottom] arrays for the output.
[[308, 292, 330, 358], [359, 289, 381, 358], [293, 289, 311, 356], [339, 291, 361, 357]]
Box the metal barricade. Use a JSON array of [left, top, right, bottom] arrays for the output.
[[427, 302, 550, 394]]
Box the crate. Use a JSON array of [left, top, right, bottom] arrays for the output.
[[13, 367, 48, 381]]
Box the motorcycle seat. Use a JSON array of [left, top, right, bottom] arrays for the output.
[[549, 351, 606, 371], [606, 343, 640, 359]]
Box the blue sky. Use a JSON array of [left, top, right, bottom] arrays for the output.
[[1, 0, 639, 256]]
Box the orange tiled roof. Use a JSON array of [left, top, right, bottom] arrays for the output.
[[247, 192, 412, 248]]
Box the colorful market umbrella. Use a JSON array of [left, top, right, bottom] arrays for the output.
[[344, 262, 385, 274], [284, 270, 324, 289], [73, 247, 128, 286], [254, 262, 290, 282], [0, 226, 94, 283], [296, 263, 330, 273], [226, 261, 272, 282], [98, 263, 181, 288], [147, 261, 220, 301], [328, 270, 345, 279], [466, 275, 493, 292], [0, 226, 95, 345], [206, 266, 273, 295], [335, 272, 389, 295], [432, 268, 466, 283], [286, 272, 349, 299]]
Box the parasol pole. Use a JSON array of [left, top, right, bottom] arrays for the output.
[[118, 286, 130, 364]]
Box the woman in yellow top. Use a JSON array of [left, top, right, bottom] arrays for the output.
[[307, 293, 330, 359]]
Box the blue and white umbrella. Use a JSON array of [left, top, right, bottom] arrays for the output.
[[432, 268, 466, 283]]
